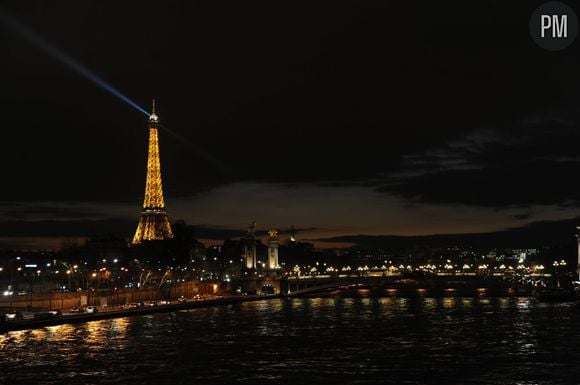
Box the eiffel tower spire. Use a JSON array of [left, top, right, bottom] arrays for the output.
[[132, 99, 173, 244]]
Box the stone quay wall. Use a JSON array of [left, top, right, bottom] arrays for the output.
[[0, 280, 220, 310]]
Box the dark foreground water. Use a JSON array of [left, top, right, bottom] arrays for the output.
[[1, 297, 580, 385]]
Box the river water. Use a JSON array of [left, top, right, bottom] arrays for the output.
[[1, 296, 579, 384]]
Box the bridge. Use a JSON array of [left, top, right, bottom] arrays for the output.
[[285, 274, 401, 295], [283, 272, 549, 296]]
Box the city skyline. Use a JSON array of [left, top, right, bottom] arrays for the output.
[[1, 2, 580, 250]]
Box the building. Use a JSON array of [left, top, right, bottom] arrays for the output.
[[132, 100, 174, 244]]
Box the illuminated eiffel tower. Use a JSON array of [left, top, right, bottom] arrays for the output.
[[132, 100, 173, 244]]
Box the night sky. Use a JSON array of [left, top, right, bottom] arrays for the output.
[[1, 1, 580, 249]]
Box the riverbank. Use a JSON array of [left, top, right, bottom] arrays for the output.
[[0, 280, 213, 310], [0, 294, 278, 333]]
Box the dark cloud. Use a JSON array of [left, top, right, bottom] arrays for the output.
[[315, 216, 580, 249], [380, 160, 580, 208], [0, 212, 318, 242], [190, 226, 245, 240], [379, 120, 580, 208], [512, 213, 532, 221], [0, 218, 134, 237], [0, 202, 103, 220], [172, 225, 317, 241]]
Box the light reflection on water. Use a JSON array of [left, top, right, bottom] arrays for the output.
[[442, 297, 456, 308], [1, 297, 580, 385]]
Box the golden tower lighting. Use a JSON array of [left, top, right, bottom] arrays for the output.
[[132, 100, 173, 244]]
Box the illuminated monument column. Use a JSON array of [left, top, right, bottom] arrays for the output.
[[242, 222, 257, 270], [132, 100, 174, 244], [267, 229, 279, 270]]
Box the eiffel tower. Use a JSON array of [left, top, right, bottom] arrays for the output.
[[132, 100, 173, 244]]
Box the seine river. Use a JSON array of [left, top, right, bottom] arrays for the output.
[[1, 296, 580, 384]]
